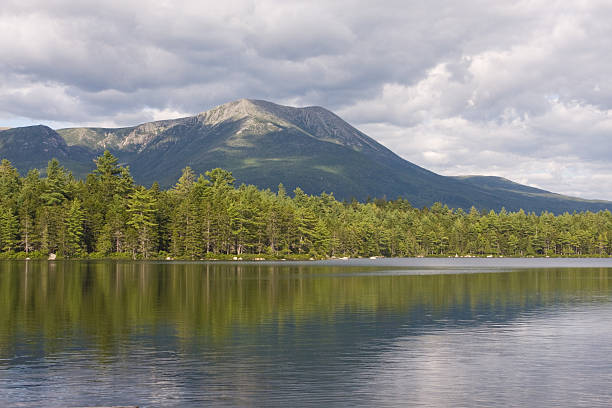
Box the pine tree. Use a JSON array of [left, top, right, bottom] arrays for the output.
[[95, 195, 129, 254], [0, 206, 18, 252], [18, 169, 42, 254], [41, 159, 70, 205], [36, 159, 72, 254], [126, 188, 158, 258], [297, 207, 318, 254], [64, 199, 84, 257], [93, 150, 134, 199], [170, 167, 199, 257], [0, 160, 21, 210]]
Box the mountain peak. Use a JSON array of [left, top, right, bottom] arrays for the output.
[[194, 99, 388, 153], [13, 99, 606, 213], [198, 99, 280, 126]]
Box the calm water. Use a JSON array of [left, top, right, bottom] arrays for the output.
[[1, 258, 612, 407]]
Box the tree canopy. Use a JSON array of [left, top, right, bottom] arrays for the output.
[[0, 152, 609, 259]]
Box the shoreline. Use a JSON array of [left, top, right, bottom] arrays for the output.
[[2, 254, 610, 262]]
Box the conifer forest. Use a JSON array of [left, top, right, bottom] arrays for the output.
[[0, 152, 610, 259]]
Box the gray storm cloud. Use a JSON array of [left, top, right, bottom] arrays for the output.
[[0, 0, 611, 200]]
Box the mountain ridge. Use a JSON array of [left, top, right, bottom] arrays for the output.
[[0, 99, 609, 213]]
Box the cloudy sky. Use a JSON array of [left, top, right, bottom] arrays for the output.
[[1, 0, 611, 200]]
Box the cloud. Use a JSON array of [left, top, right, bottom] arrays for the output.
[[0, 0, 611, 199]]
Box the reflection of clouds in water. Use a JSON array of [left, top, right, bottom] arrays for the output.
[[361, 305, 612, 407], [2, 261, 612, 406]]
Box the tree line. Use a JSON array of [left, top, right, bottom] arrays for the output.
[[0, 152, 610, 259]]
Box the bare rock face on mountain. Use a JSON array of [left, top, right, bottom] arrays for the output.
[[57, 99, 443, 202], [0, 99, 609, 213]]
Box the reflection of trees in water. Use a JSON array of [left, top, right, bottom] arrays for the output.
[[0, 261, 611, 355]]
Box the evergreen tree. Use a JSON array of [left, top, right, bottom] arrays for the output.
[[18, 169, 43, 254], [0, 156, 607, 259], [0, 206, 18, 252], [170, 167, 199, 257], [126, 187, 158, 258], [0, 160, 21, 210], [64, 199, 85, 257], [93, 150, 134, 199]]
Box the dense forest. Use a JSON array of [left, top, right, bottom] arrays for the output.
[[0, 152, 610, 259]]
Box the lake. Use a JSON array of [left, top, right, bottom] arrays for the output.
[[1, 258, 612, 407]]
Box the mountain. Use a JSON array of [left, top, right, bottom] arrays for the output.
[[453, 176, 610, 214], [0, 125, 96, 176], [1, 99, 610, 213]]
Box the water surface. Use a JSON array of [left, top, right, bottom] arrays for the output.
[[1, 258, 612, 407]]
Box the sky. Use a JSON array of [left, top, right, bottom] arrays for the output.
[[1, 0, 611, 200]]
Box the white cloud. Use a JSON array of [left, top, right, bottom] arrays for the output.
[[359, 103, 612, 200], [0, 0, 611, 200]]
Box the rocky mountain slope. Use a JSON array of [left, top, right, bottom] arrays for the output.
[[1, 99, 609, 213]]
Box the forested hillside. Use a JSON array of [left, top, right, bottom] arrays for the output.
[[2, 99, 610, 213], [0, 152, 610, 259]]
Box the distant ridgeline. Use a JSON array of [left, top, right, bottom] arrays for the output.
[[0, 153, 610, 259]]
